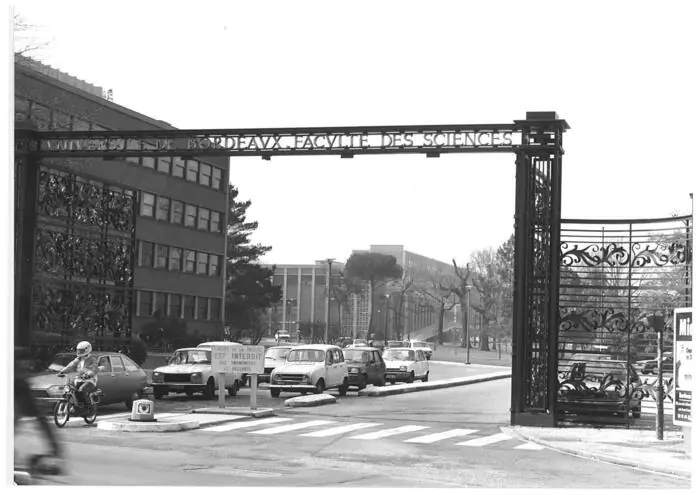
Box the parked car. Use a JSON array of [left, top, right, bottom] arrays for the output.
[[409, 341, 434, 360], [29, 352, 148, 410], [382, 348, 430, 384], [387, 340, 410, 348], [349, 339, 367, 348], [640, 355, 674, 375], [197, 341, 248, 385], [260, 345, 295, 383], [275, 331, 292, 344], [344, 347, 386, 389], [269, 344, 349, 397], [151, 346, 243, 400], [558, 359, 642, 419], [337, 337, 354, 348]]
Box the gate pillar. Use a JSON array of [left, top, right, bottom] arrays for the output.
[[510, 112, 568, 427]]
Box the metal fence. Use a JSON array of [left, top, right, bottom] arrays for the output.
[[557, 216, 692, 429]]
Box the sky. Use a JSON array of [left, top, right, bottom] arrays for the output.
[[9, 0, 700, 267]]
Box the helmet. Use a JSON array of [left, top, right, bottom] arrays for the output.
[[76, 341, 92, 357]]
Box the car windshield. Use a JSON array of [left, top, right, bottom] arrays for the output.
[[47, 354, 76, 372], [569, 361, 638, 381], [168, 350, 211, 365], [286, 349, 325, 362], [383, 349, 414, 361], [344, 350, 370, 362], [266, 348, 292, 360]]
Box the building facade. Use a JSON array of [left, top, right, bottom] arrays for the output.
[[15, 56, 229, 346]]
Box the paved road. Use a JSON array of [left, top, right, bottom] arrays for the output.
[[15, 378, 689, 487]]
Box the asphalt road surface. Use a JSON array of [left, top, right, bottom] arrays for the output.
[[15, 377, 689, 488]]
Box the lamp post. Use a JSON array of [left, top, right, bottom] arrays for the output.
[[316, 258, 337, 344], [383, 294, 390, 345], [465, 285, 473, 365], [645, 313, 667, 440]]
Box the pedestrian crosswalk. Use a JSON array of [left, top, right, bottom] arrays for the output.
[[197, 416, 545, 450]]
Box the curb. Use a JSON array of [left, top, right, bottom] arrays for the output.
[[500, 427, 692, 480], [358, 372, 511, 397], [431, 360, 510, 369], [284, 394, 337, 408], [191, 407, 276, 418], [97, 418, 200, 433]]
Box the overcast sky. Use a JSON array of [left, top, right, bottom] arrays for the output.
[[11, 0, 699, 266]]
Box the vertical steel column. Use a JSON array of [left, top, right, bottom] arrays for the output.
[[510, 112, 568, 427]]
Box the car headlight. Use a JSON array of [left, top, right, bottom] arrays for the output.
[[400, 366, 407, 372], [152, 372, 163, 382], [191, 372, 203, 382], [301, 375, 311, 384], [46, 385, 65, 397]]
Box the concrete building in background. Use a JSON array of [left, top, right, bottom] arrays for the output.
[[15, 55, 229, 343]]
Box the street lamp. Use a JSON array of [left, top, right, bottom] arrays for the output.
[[383, 294, 390, 345], [465, 285, 473, 365], [316, 258, 337, 344]]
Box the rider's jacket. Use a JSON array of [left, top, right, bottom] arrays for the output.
[[60, 355, 99, 387]]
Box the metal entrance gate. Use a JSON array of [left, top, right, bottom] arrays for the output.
[[557, 216, 693, 428]]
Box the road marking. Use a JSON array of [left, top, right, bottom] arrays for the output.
[[300, 423, 382, 437], [200, 417, 291, 432], [403, 428, 478, 444], [456, 432, 511, 447], [349, 425, 429, 440], [513, 442, 545, 450], [250, 420, 336, 435]]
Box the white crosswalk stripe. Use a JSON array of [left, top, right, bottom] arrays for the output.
[[250, 420, 336, 435], [456, 432, 511, 447], [513, 442, 545, 450], [349, 425, 429, 440], [301, 423, 382, 438], [200, 417, 291, 432], [403, 428, 478, 444]]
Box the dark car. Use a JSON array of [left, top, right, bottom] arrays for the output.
[[344, 347, 386, 389], [640, 354, 674, 375], [29, 352, 149, 410]]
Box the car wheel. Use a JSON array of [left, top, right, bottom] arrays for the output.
[[389, 379, 396, 385], [228, 380, 239, 397], [153, 387, 165, 400], [422, 372, 429, 383], [314, 379, 325, 394], [407, 372, 415, 383], [203, 378, 216, 400], [270, 388, 281, 398], [358, 374, 367, 390], [376, 375, 386, 387], [339, 378, 349, 397]]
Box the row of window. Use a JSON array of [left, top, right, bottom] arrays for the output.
[[140, 192, 223, 234], [16, 97, 225, 191], [139, 241, 222, 277], [137, 290, 222, 321]]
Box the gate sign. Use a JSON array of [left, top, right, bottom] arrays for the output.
[[211, 345, 265, 375], [673, 308, 693, 426]]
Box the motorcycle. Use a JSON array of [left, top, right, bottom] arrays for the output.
[[53, 374, 103, 427]]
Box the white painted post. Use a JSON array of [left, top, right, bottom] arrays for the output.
[[218, 371, 225, 408], [250, 373, 258, 411]]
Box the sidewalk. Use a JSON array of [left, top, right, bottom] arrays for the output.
[[501, 425, 692, 479]]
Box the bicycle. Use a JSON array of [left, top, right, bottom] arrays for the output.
[[53, 374, 103, 427]]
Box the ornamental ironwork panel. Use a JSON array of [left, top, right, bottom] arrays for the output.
[[29, 166, 136, 352], [557, 216, 692, 428]]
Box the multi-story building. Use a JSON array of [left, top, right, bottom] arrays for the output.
[[15, 56, 228, 346]]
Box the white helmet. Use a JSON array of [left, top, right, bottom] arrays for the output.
[[76, 341, 92, 357]]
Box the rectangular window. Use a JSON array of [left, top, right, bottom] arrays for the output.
[[155, 245, 168, 269], [208, 254, 220, 277], [210, 298, 221, 321], [156, 196, 170, 221], [171, 200, 184, 224], [140, 241, 154, 267], [210, 211, 221, 233], [184, 250, 196, 273], [142, 142, 156, 168], [169, 247, 182, 271], [186, 160, 199, 182], [154, 292, 167, 316], [197, 297, 208, 320], [196, 252, 208, 275], [140, 192, 155, 217], [172, 157, 185, 178], [157, 156, 171, 174], [212, 168, 222, 190], [169, 294, 182, 318], [183, 295, 195, 319], [198, 207, 210, 230], [199, 163, 212, 187], [185, 204, 197, 228], [138, 291, 153, 316]]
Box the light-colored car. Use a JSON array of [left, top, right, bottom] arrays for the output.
[[387, 340, 410, 348], [260, 345, 295, 383], [275, 331, 292, 344], [29, 352, 148, 410], [269, 344, 349, 397], [382, 347, 430, 384], [349, 339, 367, 348], [151, 345, 243, 400], [409, 341, 434, 360]]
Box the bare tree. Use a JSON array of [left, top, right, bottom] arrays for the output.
[[442, 260, 473, 348], [417, 272, 458, 345]]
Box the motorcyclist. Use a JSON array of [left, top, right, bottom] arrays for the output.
[[57, 341, 99, 408]]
